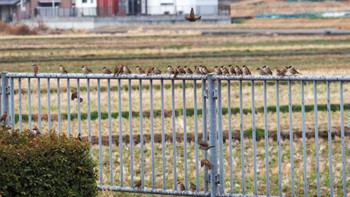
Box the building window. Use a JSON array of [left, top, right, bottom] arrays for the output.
[[160, 3, 173, 6], [82, 0, 87, 3]]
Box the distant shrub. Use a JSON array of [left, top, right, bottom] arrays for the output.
[[0, 21, 37, 35], [0, 126, 98, 196]]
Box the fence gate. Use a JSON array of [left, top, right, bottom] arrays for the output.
[[1, 71, 349, 197]]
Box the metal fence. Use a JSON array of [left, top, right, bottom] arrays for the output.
[[0, 71, 349, 196]]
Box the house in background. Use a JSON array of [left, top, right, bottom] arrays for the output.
[[97, 0, 118, 16], [0, 0, 19, 21], [145, 0, 218, 15], [75, 0, 97, 16]]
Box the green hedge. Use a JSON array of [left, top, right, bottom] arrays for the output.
[[0, 126, 98, 197]]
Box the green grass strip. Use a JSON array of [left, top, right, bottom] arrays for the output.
[[14, 103, 350, 123]]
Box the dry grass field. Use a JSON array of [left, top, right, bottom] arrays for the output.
[[1, 26, 350, 196]]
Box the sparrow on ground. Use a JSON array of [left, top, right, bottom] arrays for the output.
[[185, 8, 201, 22], [288, 66, 302, 75], [184, 66, 193, 74], [256, 67, 267, 75], [82, 66, 93, 74], [200, 159, 214, 170], [190, 182, 196, 192], [177, 181, 186, 191], [262, 65, 273, 75], [77, 133, 82, 141], [214, 66, 222, 75], [59, 65, 68, 74], [242, 65, 251, 75], [33, 64, 39, 76], [102, 67, 112, 74], [234, 66, 243, 75], [123, 65, 131, 74], [0, 112, 7, 123], [32, 126, 40, 136], [198, 139, 215, 150], [136, 66, 145, 74], [71, 91, 83, 102]]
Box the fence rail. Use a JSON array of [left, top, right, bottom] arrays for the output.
[[1, 71, 348, 196]]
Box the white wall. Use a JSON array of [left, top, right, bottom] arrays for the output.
[[75, 0, 97, 16], [146, 0, 217, 15]]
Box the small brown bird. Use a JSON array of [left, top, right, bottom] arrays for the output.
[[201, 159, 214, 170], [275, 67, 287, 76], [242, 65, 251, 75], [288, 66, 302, 75], [33, 64, 39, 76], [262, 65, 273, 75], [229, 65, 236, 75], [194, 66, 202, 74], [177, 181, 186, 191], [184, 66, 193, 74], [113, 65, 123, 76], [256, 67, 267, 75], [234, 66, 243, 75], [82, 66, 93, 74], [102, 67, 112, 74], [190, 182, 196, 192], [200, 66, 210, 75], [214, 66, 222, 75], [185, 8, 201, 22], [146, 67, 154, 76], [59, 65, 68, 74], [167, 65, 175, 75], [153, 67, 162, 75], [32, 126, 40, 135], [71, 91, 83, 102], [177, 66, 186, 75], [220, 66, 229, 75], [0, 111, 7, 123], [198, 139, 215, 150], [77, 133, 82, 141], [133, 180, 142, 189], [136, 66, 145, 74], [123, 65, 131, 74]]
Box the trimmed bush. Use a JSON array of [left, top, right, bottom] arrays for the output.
[[0, 126, 98, 197]]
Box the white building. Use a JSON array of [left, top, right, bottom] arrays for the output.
[[144, 0, 217, 15], [75, 0, 97, 16]]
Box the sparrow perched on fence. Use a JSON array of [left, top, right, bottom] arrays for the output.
[[275, 67, 287, 76], [146, 67, 154, 76], [221, 66, 230, 75], [288, 66, 302, 75], [177, 66, 186, 75], [200, 66, 210, 75], [177, 181, 186, 191], [136, 66, 145, 74], [71, 90, 83, 102], [234, 66, 243, 75], [59, 65, 68, 74], [214, 66, 222, 75], [133, 180, 142, 189], [167, 65, 175, 75], [184, 66, 193, 74], [194, 66, 202, 74], [185, 7, 201, 22], [82, 66, 93, 74], [123, 65, 131, 74], [77, 133, 82, 141], [33, 64, 39, 76], [102, 67, 112, 74], [190, 182, 196, 192], [262, 65, 273, 75], [153, 67, 162, 75], [198, 139, 215, 150], [114, 65, 123, 76], [256, 67, 267, 75], [201, 159, 214, 170], [228, 65, 236, 75], [242, 65, 252, 75], [0, 111, 7, 123]]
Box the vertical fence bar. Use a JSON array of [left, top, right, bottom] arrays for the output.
[[47, 78, 51, 130], [107, 79, 114, 185], [301, 81, 308, 196], [27, 78, 32, 129], [57, 79, 61, 135], [161, 79, 166, 190], [37, 78, 41, 132], [1, 72, 9, 124], [251, 80, 257, 195], [87, 79, 92, 155], [217, 80, 224, 194], [150, 79, 155, 189], [139, 79, 144, 188], [182, 79, 189, 190], [228, 80, 234, 194], [128, 79, 134, 187], [171, 79, 177, 190], [276, 80, 282, 197], [202, 79, 208, 192], [339, 81, 347, 196], [313, 81, 321, 197], [263, 80, 270, 195], [118, 79, 123, 187], [67, 79, 71, 136], [18, 78, 22, 131], [194, 80, 199, 192], [239, 79, 246, 194], [326, 81, 334, 196], [207, 74, 218, 197], [97, 79, 103, 185], [77, 79, 81, 136], [288, 80, 295, 196], [10, 77, 14, 128]]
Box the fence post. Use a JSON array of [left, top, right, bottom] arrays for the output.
[[207, 74, 218, 197], [1, 71, 9, 124]]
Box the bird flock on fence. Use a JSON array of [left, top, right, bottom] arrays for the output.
[[34, 64, 302, 77]]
